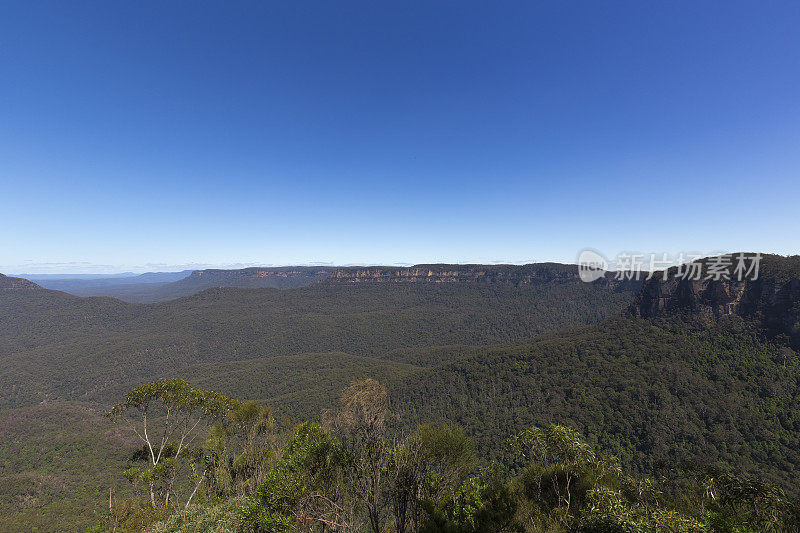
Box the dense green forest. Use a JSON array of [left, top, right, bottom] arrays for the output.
[[397, 317, 800, 487], [0, 269, 639, 530], [1, 257, 799, 531], [103, 379, 800, 532], [0, 277, 637, 410]]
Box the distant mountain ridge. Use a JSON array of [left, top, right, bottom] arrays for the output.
[[12, 257, 799, 308], [32, 270, 194, 292], [329, 263, 581, 284], [20, 267, 336, 302], [327, 263, 644, 293], [11, 263, 644, 302], [181, 266, 336, 289], [0, 273, 41, 291]]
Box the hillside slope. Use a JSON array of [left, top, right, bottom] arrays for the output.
[[0, 264, 638, 409], [397, 316, 799, 488], [395, 254, 800, 489]]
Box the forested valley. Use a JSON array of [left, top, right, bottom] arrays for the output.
[[1, 258, 799, 531]]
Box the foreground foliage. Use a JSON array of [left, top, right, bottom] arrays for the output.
[[105, 379, 799, 532]]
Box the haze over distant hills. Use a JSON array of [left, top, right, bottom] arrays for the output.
[[26, 266, 336, 301], [19, 263, 639, 303], [29, 270, 194, 291]]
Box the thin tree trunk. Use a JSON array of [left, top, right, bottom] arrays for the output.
[[369, 508, 380, 533], [185, 470, 206, 512]]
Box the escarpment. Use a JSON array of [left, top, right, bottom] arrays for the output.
[[630, 253, 800, 347], [327, 263, 641, 290]]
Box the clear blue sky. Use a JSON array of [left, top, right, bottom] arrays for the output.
[[1, 1, 799, 273]]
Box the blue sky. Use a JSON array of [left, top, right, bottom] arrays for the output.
[[1, 1, 799, 273]]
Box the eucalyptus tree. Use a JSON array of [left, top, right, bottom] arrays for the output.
[[107, 378, 237, 510]]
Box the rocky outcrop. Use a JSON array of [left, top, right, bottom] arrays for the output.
[[630, 254, 800, 348], [330, 264, 575, 284], [327, 263, 642, 291]]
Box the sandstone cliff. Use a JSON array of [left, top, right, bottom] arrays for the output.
[[326, 263, 641, 291], [630, 254, 800, 347]]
